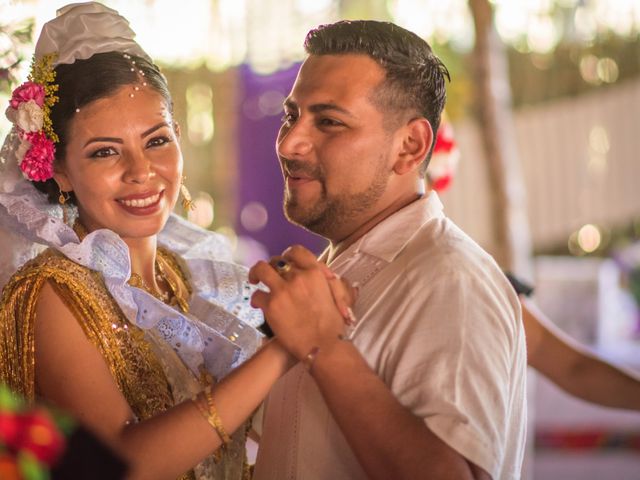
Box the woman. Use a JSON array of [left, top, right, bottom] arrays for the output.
[[0, 3, 350, 479]]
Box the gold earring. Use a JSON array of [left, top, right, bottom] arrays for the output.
[[58, 188, 71, 224], [180, 176, 194, 211]]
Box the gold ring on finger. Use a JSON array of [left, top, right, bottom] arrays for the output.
[[274, 259, 292, 276]]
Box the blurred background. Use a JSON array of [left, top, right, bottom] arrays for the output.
[[1, 0, 639, 478]]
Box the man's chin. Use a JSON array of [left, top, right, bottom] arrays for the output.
[[284, 204, 326, 236], [284, 205, 311, 228]]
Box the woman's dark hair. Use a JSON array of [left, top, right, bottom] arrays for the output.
[[33, 51, 173, 204]]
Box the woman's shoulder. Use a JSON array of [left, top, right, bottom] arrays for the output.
[[5, 248, 93, 290]]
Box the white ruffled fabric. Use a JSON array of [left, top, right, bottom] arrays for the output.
[[35, 3, 151, 66]]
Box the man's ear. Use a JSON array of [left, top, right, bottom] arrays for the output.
[[393, 118, 433, 175]]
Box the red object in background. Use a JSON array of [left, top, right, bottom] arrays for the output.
[[0, 453, 20, 480], [431, 174, 452, 192], [428, 116, 459, 192], [16, 409, 66, 465], [535, 428, 640, 451], [0, 409, 66, 466], [0, 412, 20, 447], [434, 121, 456, 154]]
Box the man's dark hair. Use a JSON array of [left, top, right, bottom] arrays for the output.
[[304, 20, 450, 169], [33, 51, 173, 204]]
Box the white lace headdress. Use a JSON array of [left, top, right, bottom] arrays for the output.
[[0, 2, 263, 381]]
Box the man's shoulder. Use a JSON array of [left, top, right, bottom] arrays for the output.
[[401, 215, 498, 278], [389, 216, 519, 320]]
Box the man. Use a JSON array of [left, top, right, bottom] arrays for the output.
[[249, 20, 527, 480]]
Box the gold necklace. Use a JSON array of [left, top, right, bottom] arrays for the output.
[[155, 256, 190, 313], [128, 255, 189, 313], [128, 261, 170, 302]]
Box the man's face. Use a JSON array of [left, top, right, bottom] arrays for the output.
[[277, 54, 401, 241]]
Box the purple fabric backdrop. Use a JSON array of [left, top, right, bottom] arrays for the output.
[[235, 64, 326, 257]]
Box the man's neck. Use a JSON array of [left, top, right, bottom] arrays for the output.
[[324, 192, 423, 264]]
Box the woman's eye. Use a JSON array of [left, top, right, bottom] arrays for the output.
[[89, 147, 117, 158], [147, 136, 170, 148]]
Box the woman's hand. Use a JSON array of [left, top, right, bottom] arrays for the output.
[[269, 249, 357, 325], [249, 245, 356, 360]]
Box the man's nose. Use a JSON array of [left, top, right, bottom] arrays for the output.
[[277, 120, 313, 159]]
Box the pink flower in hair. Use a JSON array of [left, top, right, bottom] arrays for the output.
[[20, 131, 55, 182], [10, 82, 46, 109]]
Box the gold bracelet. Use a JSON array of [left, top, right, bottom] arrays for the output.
[[203, 386, 231, 445], [194, 387, 231, 446]]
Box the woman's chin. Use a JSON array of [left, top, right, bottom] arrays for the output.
[[89, 220, 167, 242]]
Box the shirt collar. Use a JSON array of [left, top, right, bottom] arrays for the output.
[[323, 192, 445, 265]]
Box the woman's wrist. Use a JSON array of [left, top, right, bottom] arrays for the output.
[[262, 337, 297, 371]]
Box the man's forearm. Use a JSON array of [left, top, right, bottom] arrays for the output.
[[308, 339, 480, 480]]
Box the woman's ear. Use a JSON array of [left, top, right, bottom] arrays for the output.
[[173, 120, 181, 139], [53, 168, 73, 193], [392, 118, 433, 175]]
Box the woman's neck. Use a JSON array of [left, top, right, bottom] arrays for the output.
[[125, 236, 159, 289]]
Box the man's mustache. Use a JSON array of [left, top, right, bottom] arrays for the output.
[[281, 158, 323, 180]]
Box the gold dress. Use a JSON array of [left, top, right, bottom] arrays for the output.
[[0, 247, 251, 480]]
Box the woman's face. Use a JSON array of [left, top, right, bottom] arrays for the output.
[[55, 84, 183, 241]]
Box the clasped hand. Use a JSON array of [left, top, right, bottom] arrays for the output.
[[248, 245, 357, 361]]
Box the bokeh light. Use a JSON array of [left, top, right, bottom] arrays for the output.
[[579, 54, 601, 85], [5, 0, 640, 72], [240, 202, 269, 232], [577, 224, 602, 253], [186, 84, 214, 145], [388, 0, 474, 52], [187, 192, 215, 228], [596, 57, 619, 84]]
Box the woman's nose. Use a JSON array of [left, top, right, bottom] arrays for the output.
[[123, 150, 154, 184]]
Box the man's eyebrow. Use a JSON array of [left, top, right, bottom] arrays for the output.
[[283, 98, 297, 110], [283, 98, 355, 118], [309, 103, 355, 118]]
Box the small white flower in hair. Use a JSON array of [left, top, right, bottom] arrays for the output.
[[6, 100, 44, 133]]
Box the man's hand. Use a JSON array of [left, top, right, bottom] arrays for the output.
[[248, 245, 354, 360]]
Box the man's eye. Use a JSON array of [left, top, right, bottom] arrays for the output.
[[281, 113, 296, 124], [318, 118, 343, 127]]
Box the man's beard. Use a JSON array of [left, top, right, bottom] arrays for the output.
[[282, 158, 389, 238]]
